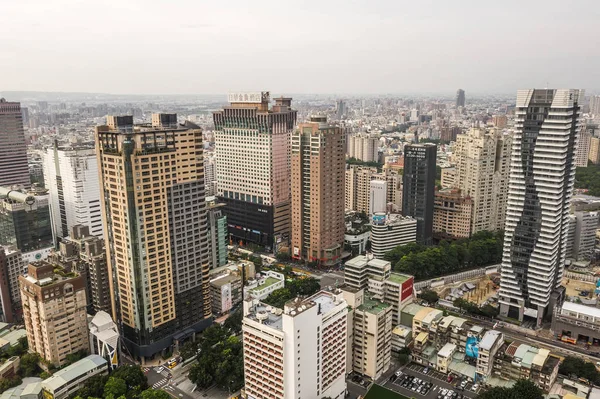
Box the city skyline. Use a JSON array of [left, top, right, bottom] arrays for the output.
[[1, 0, 599, 95]]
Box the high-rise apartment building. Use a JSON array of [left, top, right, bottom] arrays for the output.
[[206, 197, 228, 269], [96, 114, 212, 360], [440, 167, 456, 189], [342, 288, 393, 380], [402, 143, 436, 244], [0, 98, 30, 188], [590, 95, 600, 116], [0, 186, 53, 258], [347, 133, 379, 162], [242, 290, 348, 399], [567, 211, 599, 261], [492, 115, 508, 128], [370, 213, 417, 259], [43, 143, 102, 239], [456, 89, 466, 108], [0, 246, 25, 323], [589, 137, 600, 164], [204, 153, 217, 197], [213, 93, 296, 250], [291, 116, 345, 265], [499, 89, 582, 325], [47, 225, 110, 315], [575, 130, 591, 167], [453, 128, 512, 233], [433, 188, 473, 239], [20, 261, 89, 367], [345, 165, 377, 213]]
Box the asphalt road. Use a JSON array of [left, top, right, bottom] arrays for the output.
[[143, 366, 196, 399]]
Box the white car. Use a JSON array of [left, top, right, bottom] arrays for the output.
[[441, 389, 448, 395], [395, 370, 403, 377], [156, 366, 164, 373]]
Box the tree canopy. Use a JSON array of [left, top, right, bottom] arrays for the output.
[[74, 365, 150, 399], [346, 157, 382, 169], [575, 164, 600, 196], [384, 230, 504, 281], [559, 356, 600, 385], [478, 379, 543, 399], [188, 325, 244, 393]]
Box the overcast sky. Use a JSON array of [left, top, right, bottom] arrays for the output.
[[1, 0, 599, 95]]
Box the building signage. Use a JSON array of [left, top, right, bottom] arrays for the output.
[[401, 278, 414, 301], [228, 92, 270, 104], [465, 335, 480, 358]]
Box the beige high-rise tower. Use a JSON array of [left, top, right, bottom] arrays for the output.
[[95, 114, 211, 361], [291, 116, 345, 265], [453, 128, 512, 234]]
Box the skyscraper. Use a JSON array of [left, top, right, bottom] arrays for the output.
[[96, 114, 211, 360], [213, 93, 297, 250], [456, 89, 466, 108], [453, 128, 512, 234], [0, 98, 29, 188], [291, 116, 345, 265], [499, 89, 583, 326], [590, 95, 600, 116], [43, 143, 102, 239], [347, 133, 379, 162], [402, 143, 436, 244], [575, 129, 591, 167]]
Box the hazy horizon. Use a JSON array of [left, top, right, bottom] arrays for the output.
[[2, 0, 599, 95]]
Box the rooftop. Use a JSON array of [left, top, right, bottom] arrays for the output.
[[402, 303, 424, 316], [210, 273, 239, 287], [561, 301, 600, 319], [439, 343, 457, 358], [251, 276, 282, 291], [364, 384, 410, 399], [42, 355, 107, 392], [388, 273, 412, 284], [479, 330, 503, 350], [245, 302, 284, 331], [358, 297, 390, 314]]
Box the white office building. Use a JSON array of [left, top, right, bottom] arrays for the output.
[[370, 213, 417, 259], [499, 89, 583, 326], [43, 145, 102, 239], [369, 180, 387, 215], [242, 290, 348, 399]]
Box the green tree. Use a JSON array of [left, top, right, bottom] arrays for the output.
[[74, 374, 109, 398], [397, 347, 411, 366], [189, 362, 214, 389], [139, 389, 171, 399], [275, 252, 291, 262], [104, 377, 127, 399], [559, 356, 600, 384], [179, 340, 199, 361], [19, 353, 41, 377], [479, 379, 543, 399], [418, 289, 439, 304], [111, 365, 149, 391], [0, 376, 22, 394], [223, 308, 243, 333]]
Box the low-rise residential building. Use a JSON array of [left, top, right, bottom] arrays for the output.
[[492, 341, 560, 391], [437, 343, 457, 373], [0, 357, 20, 379], [477, 330, 504, 381], [41, 355, 108, 399], [209, 272, 242, 316], [391, 325, 412, 352], [0, 378, 42, 399], [244, 271, 285, 300]]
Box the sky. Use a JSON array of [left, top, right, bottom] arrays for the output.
[[1, 0, 599, 95]]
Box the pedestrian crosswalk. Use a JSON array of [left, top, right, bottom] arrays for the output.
[[152, 378, 168, 389], [142, 367, 150, 373]]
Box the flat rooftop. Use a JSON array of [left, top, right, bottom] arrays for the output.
[[388, 273, 412, 284], [245, 302, 284, 331], [562, 301, 600, 319], [252, 276, 281, 291], [308, 291, 339, 315], [358, 297, 390, 314], [480, 330, 503, 350]]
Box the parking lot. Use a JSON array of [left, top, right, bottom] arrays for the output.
[[383, 364, 480, 399]]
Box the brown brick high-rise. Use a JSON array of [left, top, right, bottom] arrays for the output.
[[291, 116, 345, 266]]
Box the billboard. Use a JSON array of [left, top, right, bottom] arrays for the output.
[[465, 335, 480, 358], [401, 277, 414, 302], [372, 213, 386, 225]]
